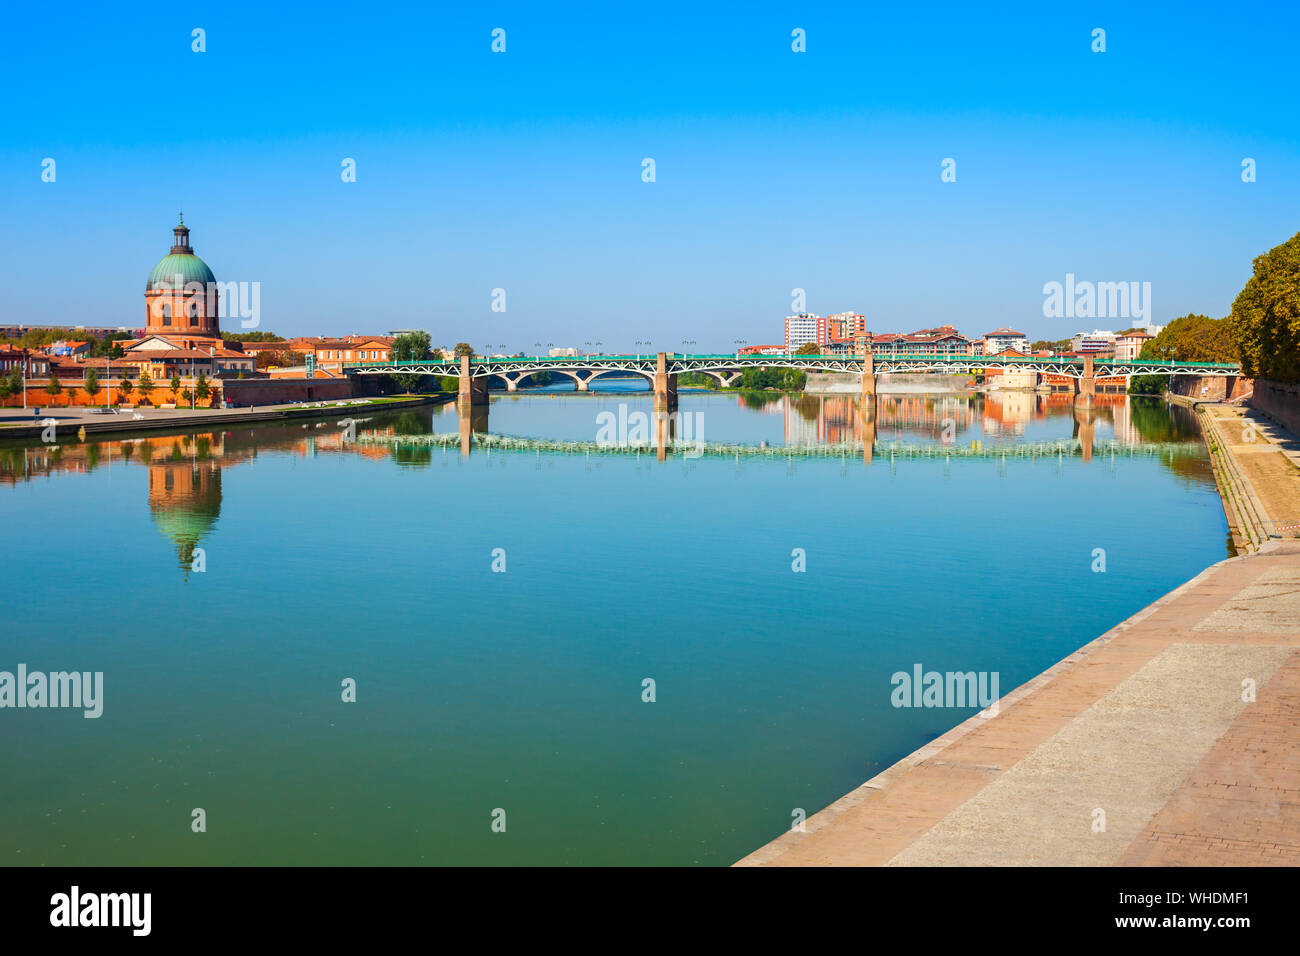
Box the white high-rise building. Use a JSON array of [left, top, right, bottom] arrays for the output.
[[784, 314, 826, 350]]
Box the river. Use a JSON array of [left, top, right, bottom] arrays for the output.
[[0, 388, 1227, 864]]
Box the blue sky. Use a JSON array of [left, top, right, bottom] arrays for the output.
[[2, 1, 1297, 348]]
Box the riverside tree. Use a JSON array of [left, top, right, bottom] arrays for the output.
[[83, 368, 100, 405], [390, 331, 432, 392], [1129, 314, 1238, 394], [1228, 230, 1300, 384]]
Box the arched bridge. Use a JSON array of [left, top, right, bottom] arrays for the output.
[[343, 352, 1242, 410]]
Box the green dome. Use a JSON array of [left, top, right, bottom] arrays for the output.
[[147, 253, 216, 291]]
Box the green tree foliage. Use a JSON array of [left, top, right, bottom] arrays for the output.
[[18, 328, 73, 349], [222, 331, 285, 342], [170, 374, 182, 403], [390, 331, 433, 392], [392, 331, 432, 361], [1030, 339, 1072, 354], [794, 342, 821, 355], [1128, 316, 1237, 395], [195, 372, 211, 406], [738, 367, 806, 390], [1147, 314, 1237, 363], [117, 377, 134, 403], [520, 370, 554, 387], [86, 333, 131, 358], [1129, 314, 1237, 394], [679, 371, 720, 389], [83, 367, 100, 403], [453, 342, 474, 357], [45, 374, 62, 397], [1228, 231, 1300, 383]]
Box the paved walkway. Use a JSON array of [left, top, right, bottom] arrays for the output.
[[738, 409, 1300, 867], [1204, 404, 1300, 539]]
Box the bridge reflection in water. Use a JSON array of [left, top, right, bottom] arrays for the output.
[[447, 390, 1119, 464], [0, 394, 1200, 577], [776, 392, 1107, 462]]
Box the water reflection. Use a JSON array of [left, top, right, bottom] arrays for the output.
[[775, 391, 1180, 448], [0, 418, 420, 574], [0, 395, 1209, 572]]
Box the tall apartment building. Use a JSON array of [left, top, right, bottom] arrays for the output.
[[784, 313, 827, 350], [826, 312, 866, 342]]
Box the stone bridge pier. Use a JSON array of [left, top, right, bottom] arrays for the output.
[[459, 353, 489, 406], [655, 352, 678, 413], [1073, 354, 1096, 409], [860, 350, 876, 404]]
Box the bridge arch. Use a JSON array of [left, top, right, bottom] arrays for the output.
[[584, 369, 654, 391]]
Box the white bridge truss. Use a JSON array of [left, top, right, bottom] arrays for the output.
[[343, 353, 1241, 383]]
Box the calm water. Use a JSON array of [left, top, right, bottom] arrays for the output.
[[0, 390, 1226, 865]]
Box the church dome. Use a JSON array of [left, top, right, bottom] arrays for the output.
[[147, 253, 216, 291], [146, 215, 216, 290]]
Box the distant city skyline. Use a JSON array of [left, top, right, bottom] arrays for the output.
[[3, 3, 1297, 349]]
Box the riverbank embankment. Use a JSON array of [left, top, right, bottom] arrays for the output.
[[0, 395, 450, 442], [804, 372, 974, 394], [738, 408, 1300, 866]]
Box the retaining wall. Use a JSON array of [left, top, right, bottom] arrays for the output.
[[1250, 378, 1300, 434]]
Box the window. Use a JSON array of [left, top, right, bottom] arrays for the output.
[[162, 305, 171, 326]]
